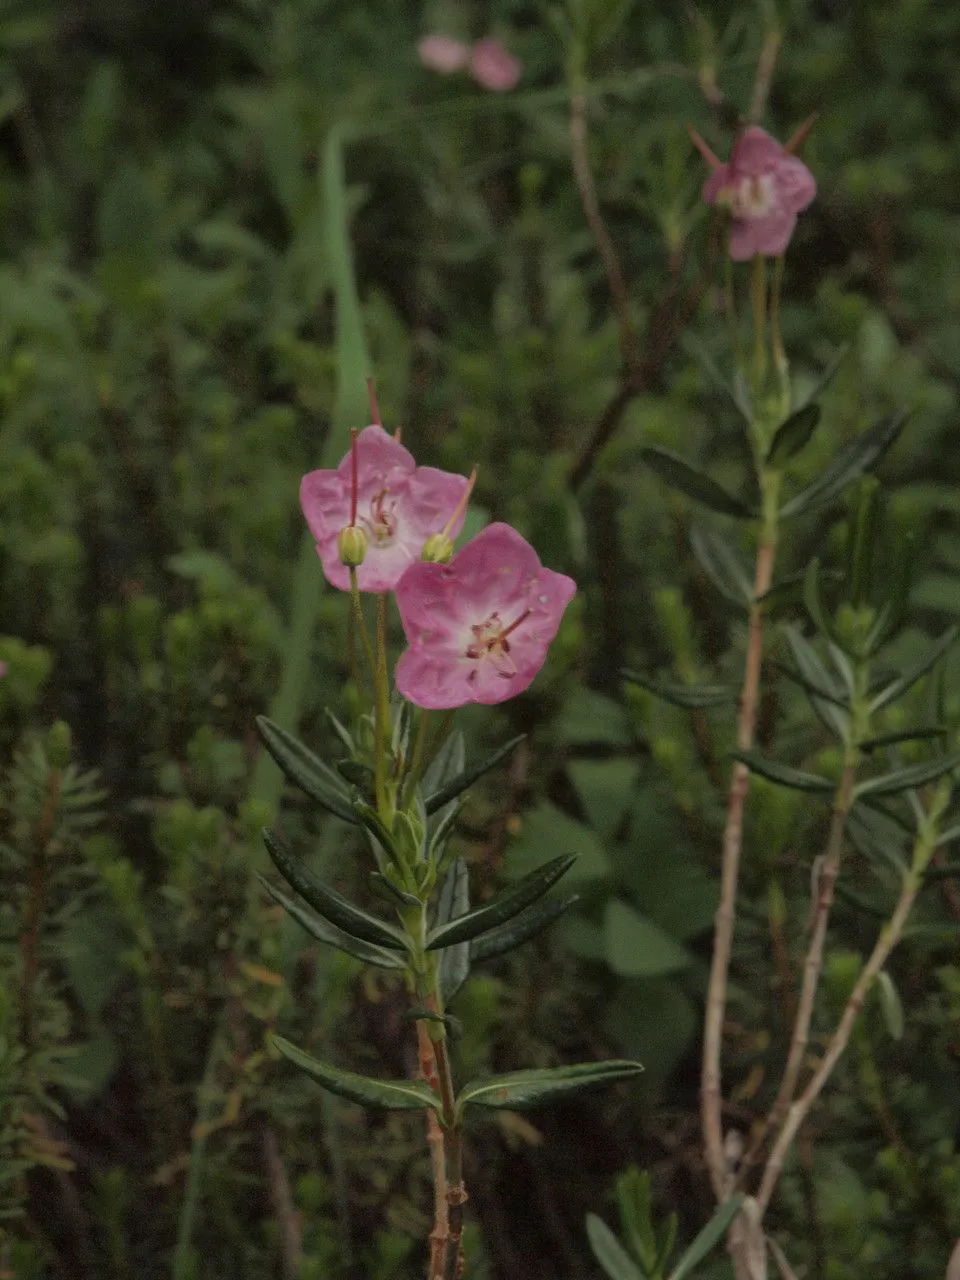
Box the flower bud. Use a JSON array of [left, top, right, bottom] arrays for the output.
[[421, 532, 454, 564], [337, 524, 368, 567]]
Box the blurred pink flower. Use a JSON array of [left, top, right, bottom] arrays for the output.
[[394, 523, 575, 709], [300, 426, 470, 594], [702, 126, 816, 260], [468, 38, 522, 92], [418, 34, 470, 75]]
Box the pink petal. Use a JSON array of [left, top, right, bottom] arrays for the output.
[[750, 210, 798, 259], [468, 38, 522, 92], [394, 523, 575, 710], [730, 126, 784, 175], [418, 34, 470, 74], [300, 426, 470, 593], [775, 155, 816, 213]]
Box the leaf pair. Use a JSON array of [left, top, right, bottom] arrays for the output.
[[272, 1035, 643, 1119]]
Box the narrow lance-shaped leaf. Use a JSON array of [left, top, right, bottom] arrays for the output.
[[471, 892, 579, 963], [640, 447, 756, 519], [426, 854, 576, 950], [868, 625, 959, 714], [622, 670, 734, 709], [793, 342, 850, 413], [585, 1215, 644, 1280], [261, 827, 409, 952], [424, 734, 526, 815], [766, 403, 821, 466], [853, 749, 960, 799], [273, 1036, 438, 1110], [779, 625, 850, 739], [690, 523, 753, 607], [455, 1059, 643, 1119], [436, 858, 471, 1003], [734, 751, 834, 794], [255, 716, 358, 824], [858, 726, 947, 752], [667, 1194, 745, 1280], [780, 410, 908, 519], [257, 873, 405, 969]]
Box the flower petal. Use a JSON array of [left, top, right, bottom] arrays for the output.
[[418, 34, 470, 74]]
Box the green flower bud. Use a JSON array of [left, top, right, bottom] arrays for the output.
[[337, 524, 368, 567], [421, 532, 454, 564], [47, 720, 72, 769]]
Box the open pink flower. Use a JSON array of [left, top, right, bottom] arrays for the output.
[[300, 426, 470, 593], [418, 34, 471, 75], [702, 126, 816, 261], [394, 523, 576, 709], [468, 39, 522, 92]]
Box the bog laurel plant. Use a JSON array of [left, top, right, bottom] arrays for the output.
[[257, 400, 642, 1280]]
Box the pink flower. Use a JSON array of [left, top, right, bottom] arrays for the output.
[[702, 126, 816, 261], [394, 523, 576, 709], [418, 34, 471, 75], [300, 426, 470, 593], [468, 38, 522, 92]]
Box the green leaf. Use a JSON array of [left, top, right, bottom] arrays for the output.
[[690, 523, 753, 606], [623, 669, 734, 709], [803, 559, 841, 645], [767, 403, 822, 465], [257, 873, 405, 969], [420, 730, 465, 799], [255, 717, 357, 825], [779, 626, 850, 739], [859, 726, 947, 752], [780, 411, 909, 519], [640, 447, 755, 518], [795, 343, 850, 412], [604, 899, 692, 978], [456, 1059, 643, 1118], [585, 1215, 644, 1280], [423, 735, 526, 815], [427, 855, 576, 950], [261, 827, 409, 952], [470, 892, 579, 963], [568, 758, 639, 840], [876, 971, 904, 1041], [734, 751, 834, 793], [435, 859, 471, 1003], [868, 626, 960, 713], [273, 1037, 438, 1110], [853, 750, 960, 799], [615, 1167, 657, 1273], [667, 1194, 745, 1280]]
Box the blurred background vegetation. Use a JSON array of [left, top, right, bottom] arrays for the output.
[[2, 0, 960, 1277]]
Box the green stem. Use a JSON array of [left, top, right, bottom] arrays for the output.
[[751, 253, 768, 394], [770, 254, 786, 375], [725, 252, 743, 371], [402, 709, 431, 810], [374, 593, 393, 821]]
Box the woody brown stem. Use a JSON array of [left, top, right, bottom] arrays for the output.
[[740, 755, 859, 1180], [701, 510, 778, 1202]]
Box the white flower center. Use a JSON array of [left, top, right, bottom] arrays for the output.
[[360, 486, 398, 547], [732, 173, 776, 219]]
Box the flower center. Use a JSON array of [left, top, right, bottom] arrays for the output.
[[732, 173, 776, 219], [464, 608, 530, 678], [361, 486, 398, 546]]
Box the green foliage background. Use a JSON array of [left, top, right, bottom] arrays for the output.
[[2, 0, 960, 1277]]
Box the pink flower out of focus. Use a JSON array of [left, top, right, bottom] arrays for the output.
[[394, 523, 576, 709], [418, 34, 470, 75], [300, 426, 470, 593], [703, 126, 816, 261], [468, 39, 522, 92]]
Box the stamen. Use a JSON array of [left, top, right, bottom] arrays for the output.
[[498, 608, 531, 641], [687, 124, 722, 171], [439, 465, 479, 542]]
